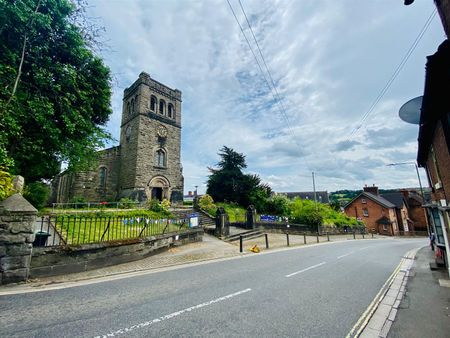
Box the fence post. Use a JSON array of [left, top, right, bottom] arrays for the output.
[[316, 232, 319, 243], [265, 233, 269, 249], [240, 235, 243, 253], [286, 233, 290, 246], [327, 232, 330, 242], [304, 233, 306, 244]]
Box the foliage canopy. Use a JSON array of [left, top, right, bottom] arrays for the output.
[[0, 0, 112, 181], [206, 146, 272, 207]]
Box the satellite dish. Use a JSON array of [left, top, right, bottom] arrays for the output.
[[399, 96, 422, 125]]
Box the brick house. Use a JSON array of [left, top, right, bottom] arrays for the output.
[[414, 0, 450, 270], [344, 186, 400, 236]]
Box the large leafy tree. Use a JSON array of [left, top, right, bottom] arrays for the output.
[[207, 146, 272, 207], [0, 0, 112, 181]]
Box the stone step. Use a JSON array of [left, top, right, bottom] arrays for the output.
[[225, 229, 263, 242]]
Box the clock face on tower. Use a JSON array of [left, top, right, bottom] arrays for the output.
[[157, 125, 168, 138]]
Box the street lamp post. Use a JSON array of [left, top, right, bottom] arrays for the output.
[[386, 161, 425, 199]]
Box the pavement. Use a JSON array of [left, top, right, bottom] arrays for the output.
[[2, 231, 449, 338], [360, 246, 450, 338]]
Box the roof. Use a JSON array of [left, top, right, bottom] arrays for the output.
[[417, 39, 450, 166], [344, 192, 396, 209], [381, 192, 406, 209], [281, 191, 329, 203]]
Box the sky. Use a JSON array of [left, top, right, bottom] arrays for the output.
[[86, 0, 446, 195]]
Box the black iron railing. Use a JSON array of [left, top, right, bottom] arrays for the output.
[[34, 215, 189, 247]]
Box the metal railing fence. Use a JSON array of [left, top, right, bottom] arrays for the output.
[[51, 201, 143, 211], [34, 215, 189, 247]]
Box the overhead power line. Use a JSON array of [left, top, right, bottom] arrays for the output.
[[348, 8, 437, 139], [226, 0, 293, 131]]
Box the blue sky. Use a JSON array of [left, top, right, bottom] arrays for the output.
[[86, 0, 446, 194]]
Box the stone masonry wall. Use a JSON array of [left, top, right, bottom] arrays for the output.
[[54, 147, 121, 203], [30, 228, 203, 278], [0, 194, 37, 285]]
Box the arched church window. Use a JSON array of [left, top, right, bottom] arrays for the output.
[[99, 167, 107, 188], [130, 98, 135, 113], [150, 96, 157, 111], [168, 103, 175, 118], [159, 100, 166, 115], [155, 149, 166, 167], [127, 102, 130, 115]]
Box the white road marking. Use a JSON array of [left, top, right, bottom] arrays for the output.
[[337, 251, 354, 259], [285, 262, 326, 278], [93, 288, 252, 337]]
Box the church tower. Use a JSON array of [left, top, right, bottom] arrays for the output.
[[119, 72, 183, 203]]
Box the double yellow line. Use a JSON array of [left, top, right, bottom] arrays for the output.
[[345, 259, 403, 338]]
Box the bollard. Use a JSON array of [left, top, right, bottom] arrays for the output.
[[372, 232, 374, 239], [327, 232, 330, 242], [362, 232, 365, 239], [286, 233, 290, 246], [240, 235, 243, 253], [353, 231, 356, 240], [316, 233, 319, 243], [265, 233, 269, 249], [303, 233, 306, 244]]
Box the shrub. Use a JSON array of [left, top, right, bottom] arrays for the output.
[[70, 196, 87, 209], [23, 182, 50, 209], [161, 199, 171, 212], [118, 197, 136, 209], [148, 199, 163, 212], [198, 194, 216, 214], [0, 168, 14, 201]]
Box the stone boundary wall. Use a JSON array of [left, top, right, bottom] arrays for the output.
[[30, 228, 203, 278], [0, 194, 37, 285]]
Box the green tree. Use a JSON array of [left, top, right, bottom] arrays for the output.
[[23, 181, 50, 209], [0, 0, 112, 182], [206, 146, 271, 207]]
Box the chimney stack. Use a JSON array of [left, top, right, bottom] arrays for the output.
[[363, 184, 379, 196]]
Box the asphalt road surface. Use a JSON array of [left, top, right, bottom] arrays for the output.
[[0, 238, 426, 338]]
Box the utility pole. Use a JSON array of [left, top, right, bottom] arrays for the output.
[[312, 172, 317, 209]]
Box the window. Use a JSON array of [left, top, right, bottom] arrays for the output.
[[363, 208, 369, 217], [155, 149, 166, 167], [361, 198, 366, 204], [99, 167, 107, 188], [130, 98, 135, 113], [159, 100, 166, 115], [127, 102, 131, 115], [168, 103, 174, 118], [150, 96, 157, 111]]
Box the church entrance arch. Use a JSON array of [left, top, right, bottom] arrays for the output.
[[147, 176, 170, 201]]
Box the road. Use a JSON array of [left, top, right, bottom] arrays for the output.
[[0, 238, 426, 337]]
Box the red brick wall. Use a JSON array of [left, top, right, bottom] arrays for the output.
[[344, 196, 397, 235], [426, 120, 450, 204]]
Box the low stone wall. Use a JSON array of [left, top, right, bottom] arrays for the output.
[[30, 228, 203, 278], [0, 194, 37, 285]]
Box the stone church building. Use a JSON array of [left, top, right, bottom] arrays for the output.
[[53, 72, 184, 203]]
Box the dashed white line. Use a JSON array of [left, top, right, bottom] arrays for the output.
[[285, 262, 326, 278], [337, 252, 354, 259], [93, 288, 252, 337]]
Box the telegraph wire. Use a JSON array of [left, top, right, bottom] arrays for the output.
[[348, 8, 437, 139], [225, 0, 293, 132], [237, 0, 292, 129]]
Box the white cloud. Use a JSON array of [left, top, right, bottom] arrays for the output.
[[87, 0, 443, 194]]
